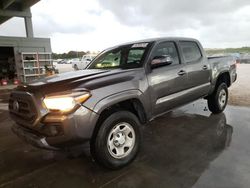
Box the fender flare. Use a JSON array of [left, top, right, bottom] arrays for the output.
[[93, 89, 149, 117], [213, 70, 231, 86]]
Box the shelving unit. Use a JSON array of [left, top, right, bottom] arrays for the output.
[[20, 52, 53, 83]]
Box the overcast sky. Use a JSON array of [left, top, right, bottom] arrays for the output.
[[0, 0, 250, 53]]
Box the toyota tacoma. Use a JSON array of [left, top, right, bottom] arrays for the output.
[[9, 37, 237, 169]]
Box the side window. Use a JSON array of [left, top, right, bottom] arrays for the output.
[[152, 42, 180, 65], [180, 41, 202, 63]]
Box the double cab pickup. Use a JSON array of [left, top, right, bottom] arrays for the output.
[[9, 37, 237, 169]]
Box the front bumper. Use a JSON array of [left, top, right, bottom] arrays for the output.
[[12, 124, 59, 150], [11, 105, 99, 149]]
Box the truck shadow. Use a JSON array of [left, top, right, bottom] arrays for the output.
[[130, 112, 233, 188], [0, 108, 233, 188]]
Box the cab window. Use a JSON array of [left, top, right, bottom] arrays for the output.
[[180, 41, 202, 63], [151, 42, 180, 65]]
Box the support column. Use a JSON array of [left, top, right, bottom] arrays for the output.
[[24, 9, 34, 38]]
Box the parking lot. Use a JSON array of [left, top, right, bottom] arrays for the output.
[[228, 64, 250, 107], [0, 64, 250, 188]]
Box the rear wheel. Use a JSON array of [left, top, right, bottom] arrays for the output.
[[208, 83, 228, 114], [91, 111, 141, 169]]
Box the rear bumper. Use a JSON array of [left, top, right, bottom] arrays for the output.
[[233, 73, 237, 82]]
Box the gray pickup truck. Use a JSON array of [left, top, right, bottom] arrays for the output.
[[9, 37, 237, 169]]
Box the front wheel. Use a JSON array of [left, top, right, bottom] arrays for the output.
[[91, 111, 141, 169], [73, 64, 79, 70], [208, 83, 228, 114]]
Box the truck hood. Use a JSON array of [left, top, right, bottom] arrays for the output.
[[19, 69, 141, 95], [29, 69, 109, 86]]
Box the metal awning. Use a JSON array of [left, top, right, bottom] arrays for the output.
[[0, 0, 39, 24]]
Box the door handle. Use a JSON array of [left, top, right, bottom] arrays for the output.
[[178, 70, 186, 76], [202, 65, 208, 70]]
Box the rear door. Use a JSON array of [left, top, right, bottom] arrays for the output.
[[147, 41, 189, 116], [179, 41, 211, 99]]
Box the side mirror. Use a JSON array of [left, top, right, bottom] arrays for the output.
[[151, 55, 173, 69], [86, 59, 91, 62]]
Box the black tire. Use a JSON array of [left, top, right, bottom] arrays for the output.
[[208, 83, 228, 114], [74, 64, 78, 70], [90, 111, 141, 169]]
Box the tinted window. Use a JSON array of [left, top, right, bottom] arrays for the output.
[[152, 42, 180, 65], [180, 41, 202, 62]]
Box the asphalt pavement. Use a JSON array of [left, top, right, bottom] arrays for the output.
[[1, 90, 250, 188], [0, 63, 249, 188]]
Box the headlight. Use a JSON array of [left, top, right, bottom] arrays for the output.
[[43, 92, 91, 112]]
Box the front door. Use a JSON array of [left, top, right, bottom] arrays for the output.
[[147, 41, 188, 116]]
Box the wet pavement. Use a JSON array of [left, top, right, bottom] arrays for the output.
[[1, 92, 250, 188]]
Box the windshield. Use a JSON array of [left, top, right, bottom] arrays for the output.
[[87, 42, 151, 69]]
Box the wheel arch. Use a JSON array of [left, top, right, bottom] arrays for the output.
[[91, 90, 149, 141], [215, 71, 231, 87]]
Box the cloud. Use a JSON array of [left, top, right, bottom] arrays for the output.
[[30, 0, 162, 52], [96, 0, 250, 48], [96, 0, 249, 29], [31, 0, 100, 37], [0, 0, 250, 52]]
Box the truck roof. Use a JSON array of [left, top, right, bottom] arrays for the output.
[[109, 37, 200, 50]]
